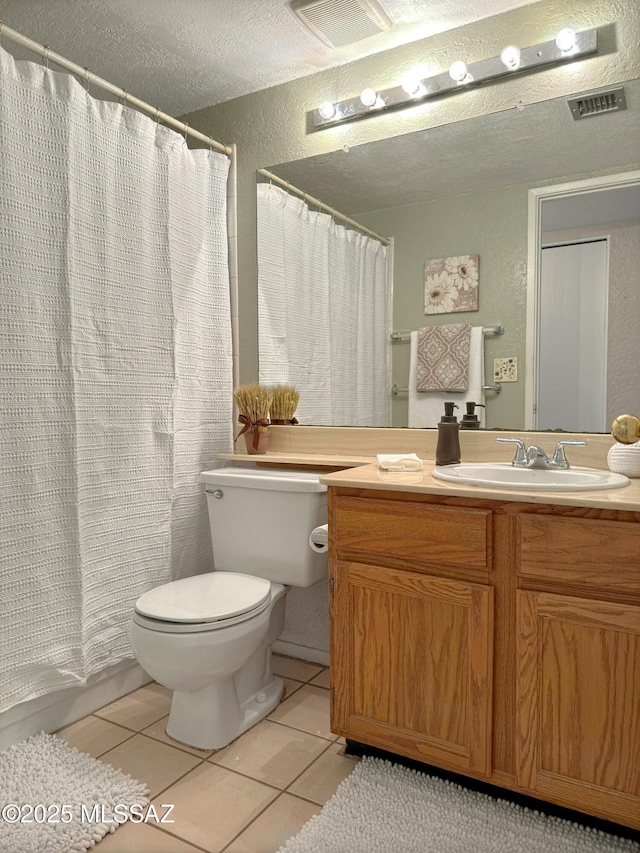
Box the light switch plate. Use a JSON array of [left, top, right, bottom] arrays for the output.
[[494, 357, 518, 382]]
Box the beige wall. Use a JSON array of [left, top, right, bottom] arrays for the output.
[[181, 0, 640, 385]]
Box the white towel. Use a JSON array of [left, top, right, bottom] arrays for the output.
[[377, 453, 423, 471], [408, 327, 485, 428]]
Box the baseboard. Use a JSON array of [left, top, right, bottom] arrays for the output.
[[273, 639, 329, 667], [0, 661, 151, 751]]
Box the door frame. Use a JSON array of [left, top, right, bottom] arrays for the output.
[[524, 170, 640, 430]]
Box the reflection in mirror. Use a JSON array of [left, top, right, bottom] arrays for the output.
[[256, 179, 391, 426], [258, 80, 640, 431]]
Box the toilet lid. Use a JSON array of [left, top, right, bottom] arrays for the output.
[[134, 572, 271, 624]]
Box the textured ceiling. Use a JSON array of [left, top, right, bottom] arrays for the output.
[[267, 78, 640, 215], [0, 0, 545, 114]]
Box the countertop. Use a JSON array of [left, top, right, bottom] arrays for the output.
[[319, 461, 640, 511], [216, 451, 640, 511]]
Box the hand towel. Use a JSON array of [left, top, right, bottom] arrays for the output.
[[416, 323, 471, 392], [408, 327, 485, 428], [377, 453, 423, 472]]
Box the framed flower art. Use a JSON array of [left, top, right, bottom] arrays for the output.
[[424, 254, 479, 315]]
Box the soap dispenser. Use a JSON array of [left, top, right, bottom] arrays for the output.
[[460, 401, 484, 430], [436, 402, 461, 465]]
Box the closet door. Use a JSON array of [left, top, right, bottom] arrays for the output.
[[537, 240, 608, 432]]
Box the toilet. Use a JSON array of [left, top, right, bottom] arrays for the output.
[[130, 466, 328, 750]]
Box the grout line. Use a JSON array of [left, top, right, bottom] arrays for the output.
[[141, 820, 213, 853], [219, 791, 285, 852]]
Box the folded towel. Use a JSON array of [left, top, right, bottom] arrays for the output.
[[408, 327, 485, 428], [416, 323, 472, 392], [377, 453, 423, 472]]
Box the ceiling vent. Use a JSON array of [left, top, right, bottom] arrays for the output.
[[567, 86, 627, 120], [290, 0, 392, 48]]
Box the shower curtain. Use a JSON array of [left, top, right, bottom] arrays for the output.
[[257, 183, 390, 426], [0, 47, 233, 714]]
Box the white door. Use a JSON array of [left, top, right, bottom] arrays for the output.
[[537, 240, 608, 432]]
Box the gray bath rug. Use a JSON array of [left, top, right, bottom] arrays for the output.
[[279, 756, 639, 852], [0, 731, 149, 853]]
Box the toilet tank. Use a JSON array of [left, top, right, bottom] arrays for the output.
[[200, 467, 328, 586]]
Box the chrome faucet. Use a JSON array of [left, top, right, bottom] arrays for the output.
[[496, 438, 587, 469]]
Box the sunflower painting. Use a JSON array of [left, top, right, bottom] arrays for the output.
[[424, 254, 479, 315]]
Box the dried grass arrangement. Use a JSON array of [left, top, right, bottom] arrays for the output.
[[269, 385, 300, 424], [233, 383, 273, 453]]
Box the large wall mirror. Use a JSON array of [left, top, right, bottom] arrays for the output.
[[258, 78, 640, 431]]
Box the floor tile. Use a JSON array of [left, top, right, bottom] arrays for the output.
[[95, 683, 172, 731], [308, 668, 330, 689], [100, 734, 202, 798], [225, 793, 320, 853], [153, 762, 278, 852], [287, 742, 359, 805], [282, 677, 304, 699], [98, 821, 204, 852], [56, 715, 134, 758], [272, 655, 323, 683], [142, 715, 214, 758], [209, 719, 329, 789], [268, 685, 333, 740]]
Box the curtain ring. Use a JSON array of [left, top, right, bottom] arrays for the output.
[[83, 67, 90, 92], [42, 46, 50, 70], [0, 21, 4, 47], [119, 87, 128, 106], [154, 107, 160, 126], [182, 122, 189, 140]]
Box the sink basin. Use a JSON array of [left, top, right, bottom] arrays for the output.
[[432, 463, 629, 491]]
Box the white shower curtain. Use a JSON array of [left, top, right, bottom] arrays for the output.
[[0, 47, 233, 713], [257, 183, 390, 426]]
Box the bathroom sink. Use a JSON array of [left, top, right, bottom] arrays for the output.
[[432, 463, 629, 491]]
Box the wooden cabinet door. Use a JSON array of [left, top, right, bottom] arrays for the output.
[[516, 591, 640, 829], [330, 560, 493, 776]]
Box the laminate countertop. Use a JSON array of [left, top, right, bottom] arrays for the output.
[[319, 461, 640, 512]]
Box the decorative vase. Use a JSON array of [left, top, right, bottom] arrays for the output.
[[243, 428, 270, 455], [607, 440, 640, 477]]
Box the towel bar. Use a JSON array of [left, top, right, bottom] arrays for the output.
[[390, 325, 504, 342], [392, 382, 502, 396]]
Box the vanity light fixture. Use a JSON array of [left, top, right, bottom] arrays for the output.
[[500, 44, 521, 70], [555, 27, 577, 52], [359, 87, 379, 107], [401, 72, 423, 97], [318, 100, 337, 119], [311, 26, 599, 129], [448, 60, 471, 84]]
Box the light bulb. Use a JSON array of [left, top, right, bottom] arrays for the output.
[[555, 27, 576, 52], [500, 45, 521, 69], [448, 60, 468, 84], [318, 101, 336, 119], [359, 87, 378, 107], [401, 73, 422, 96]]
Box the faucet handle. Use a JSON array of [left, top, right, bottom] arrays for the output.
[[551, 440, 587, 468], [496, 437, 527, 466]]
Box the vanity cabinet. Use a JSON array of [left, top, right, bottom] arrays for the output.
[[328, 487, 640, 831]]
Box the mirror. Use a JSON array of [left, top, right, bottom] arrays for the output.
[[258, 79, 640, 431]]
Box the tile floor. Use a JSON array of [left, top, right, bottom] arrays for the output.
[[56, 655, 359, 853]]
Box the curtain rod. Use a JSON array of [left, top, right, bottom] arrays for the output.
[[0, 22, 232, 156], [257, 167, 390, 246]]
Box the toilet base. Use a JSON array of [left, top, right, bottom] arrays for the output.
[[165, 674, 285, 750]]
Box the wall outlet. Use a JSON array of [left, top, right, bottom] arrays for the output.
[[494, 357, 518, 382]]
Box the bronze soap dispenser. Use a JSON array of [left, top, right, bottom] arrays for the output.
[[435, 402, 461, 466]]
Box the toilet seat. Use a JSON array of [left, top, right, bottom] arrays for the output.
[[133, 572, 272, 634]]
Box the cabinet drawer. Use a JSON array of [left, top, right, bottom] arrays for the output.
[[334, 496, 491, 571], [518, 514, 640, 595]]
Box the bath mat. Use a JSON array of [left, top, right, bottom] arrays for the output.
[[279, 757, 639, 852], [0, 731, 149, 853]]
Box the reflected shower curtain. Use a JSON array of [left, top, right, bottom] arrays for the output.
[[0, 47, 233, 713], [257, 183, 390, 426]]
